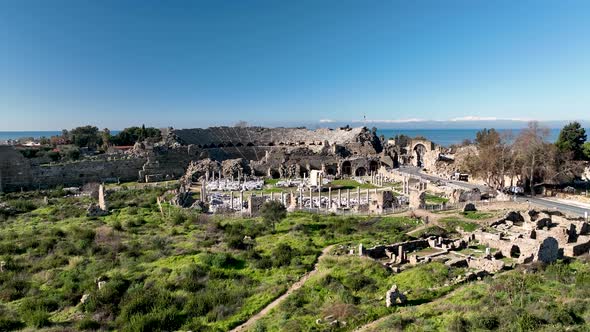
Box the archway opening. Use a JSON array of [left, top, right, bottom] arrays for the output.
[[355, 167, 367, 176], [414, 144, 427, 168], [510, 245, 521, 258], [342, 161, 352, 176], [325, 166, 337, 176], [369, 160, 379, 173]]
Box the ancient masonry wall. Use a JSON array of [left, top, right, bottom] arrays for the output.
[[0, 145, 148, 192], [0, 146, 33, 192], [31, 158, 147, 189]]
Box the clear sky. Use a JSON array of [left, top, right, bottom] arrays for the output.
[[1, 0, 590, 130]]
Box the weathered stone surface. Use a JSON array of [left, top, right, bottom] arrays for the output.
[[409, 190, 426, 209], [445, 257, 468, 268], [247, 196, 267, 216], [87, 204, 108, 217], [504, 211, 524, 223], [536, 237, 559, 263], [385, 285, 406, 307], [450, 188, 481, 203]]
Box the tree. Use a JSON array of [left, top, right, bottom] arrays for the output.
[[111, 126, 161, 146], [101, 128, 111, 150], [463, 128, 513, 189], [513, 122, 552, 196], [69, 126, 101, 149], [583, 142, 590, 160], [259, 200, 287, 231], [555, 121, 587, 160], [393, 134, 410, 147]]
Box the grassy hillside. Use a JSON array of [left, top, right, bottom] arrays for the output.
[[0, 188, 419, 331]]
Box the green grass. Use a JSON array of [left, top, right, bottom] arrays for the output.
[[366, 259, 590, 332], [328, 179, 377, 189], [263, 178, 280, 186], [0, 188, 421, 331], [425, 193, 449, 204], [255, 259, 466, 331], [462, 211, 493, 220], [440, 217, 479, 232]]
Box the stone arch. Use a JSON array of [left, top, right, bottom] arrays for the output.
[[413, 143, 427, 168], [355, 167, 367, 176], [299, 167, 308, 178], [325, 165, 337, 176], [369, 160, 379, 173], [341, 161, 352, 176], [269, 169, 281, 179]]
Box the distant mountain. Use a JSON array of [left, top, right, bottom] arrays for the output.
[[310, 119, 590, 130]]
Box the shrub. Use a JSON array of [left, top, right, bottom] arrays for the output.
[[112, 220, 123, 231], [260, 201, 287, 231], [22, 309, 50, 328], [83, 274, 130, 315], [272, 243, 295, 267], [0, 317, 24, 331], [446, 314, 469, 332], [77, 317, 101, 330], [471, 313, 500, 330]]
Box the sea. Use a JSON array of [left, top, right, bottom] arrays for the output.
[[377, 128, 564, 147], [0, 131, 119, 144], [0, 128, 570, 147]]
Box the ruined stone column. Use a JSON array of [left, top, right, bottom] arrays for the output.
[[357, 187, 361, 206], [281, 192, 285, 205], [347, 189, 351, 208], [309, 187, 313, 209], [338, 189, 342, 208], [200, 182, 207, 202], [230, 191, 234, 210], [299, 190, 303, 209], [98, 184, 107, 211], [271, 192, 274, 201], [240, 191, 244, 210], [328, 187, 332, 209], [398, 246, 406, 263], [318, 188, 322, 209]]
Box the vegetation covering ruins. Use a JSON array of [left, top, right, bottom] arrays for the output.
[[0, 182, 589, 331], [1, 121, 590, 331]]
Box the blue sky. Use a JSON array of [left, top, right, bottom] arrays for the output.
[[1, 0, 590, 130]]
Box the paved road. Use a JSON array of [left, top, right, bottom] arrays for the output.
[[397, 167, 590, 218], [397, 166, 490, 192], [515, 196, 589, 218]]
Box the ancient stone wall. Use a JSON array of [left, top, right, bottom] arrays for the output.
[[31, 157, 146, 188], [0, 146, 33, 192], [173, 126, 382, 155]]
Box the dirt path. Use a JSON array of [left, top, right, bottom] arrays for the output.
[[230, 245, 334, 332]]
